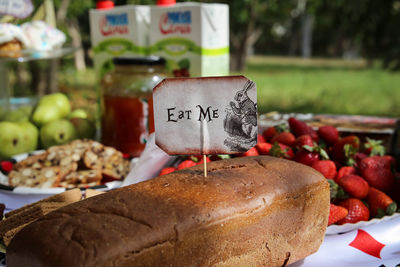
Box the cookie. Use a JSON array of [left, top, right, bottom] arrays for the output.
[[62, 169, 102, 185], [83, 142, 126, 180], [8, 166, 63, 188]]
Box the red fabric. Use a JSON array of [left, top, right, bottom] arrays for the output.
[[349, 229, 385, 259]]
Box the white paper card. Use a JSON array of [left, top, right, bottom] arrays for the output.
[[154, 76, 257, 155]]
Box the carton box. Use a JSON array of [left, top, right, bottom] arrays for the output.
[[149, 3, 229, 77], [89, 5, 150, 77]]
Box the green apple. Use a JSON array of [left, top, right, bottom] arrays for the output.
[[70, 118, 96, 139], [32, 93, 71, 126], [40, 119, 76, 149], [5, 106, 33, 122], [39, 93, 71, 116], [0, 121, 38, 159], [68, 108, 89, 119], [19, 121, 39, 152]]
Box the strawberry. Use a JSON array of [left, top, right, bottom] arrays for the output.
[[271, 132, 296, 146], [288, 117, 318, 141], [367, 187, 397, 218], [318, 125, 339, 145], [177, 159, 197, 170], [262, 127, 278, 142], [311, 160, 337, 179], [383, 155, 397, 169], [197, 156, 211, 165], [239, 146, 259, 157], [364, 138, 385, 156], [256, 142, 273, 155], [257, 134, 266, 144], [0, 161, 13, 173], [354, 152, 368, 167], [294, 150, 320, 166], [159, 167, 176, 176], [360, 156, 395, 192], [335, 166, 357, 183], [294, 134, 314, 150], [270, 143, 294, 159], [338, 174, 369, 199], [328, 204, 348, 226], [294, 139, 329, 166], [337, 198, 370, 224], [331, 136, 360, 165]]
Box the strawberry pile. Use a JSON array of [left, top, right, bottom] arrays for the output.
[[159, 116, 399, 226]]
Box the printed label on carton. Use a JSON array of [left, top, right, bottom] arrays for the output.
[[149, 3, 229, 77]]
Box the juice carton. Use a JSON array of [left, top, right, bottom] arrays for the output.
[[89, 5, 150, 77], [149, 3, 229, 77]]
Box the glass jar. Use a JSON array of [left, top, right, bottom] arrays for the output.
[[101, 56, 166, 157]]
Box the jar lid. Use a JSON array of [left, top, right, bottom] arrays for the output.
[[112, 56, 166, 66]]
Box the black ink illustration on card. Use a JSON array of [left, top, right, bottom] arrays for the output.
[[223, 80, 257, 152]]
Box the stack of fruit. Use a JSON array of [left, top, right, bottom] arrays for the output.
[[0, 93, 96, 160], [160, 116, 399, 226]]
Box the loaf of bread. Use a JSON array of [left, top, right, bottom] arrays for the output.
[[6, 156, 330, 267]]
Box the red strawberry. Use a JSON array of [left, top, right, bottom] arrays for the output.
[[197, 156, 211, 165], [338, 174, 369, 199], [318, 125, 339, 145], [239, 146, 259, 157], [337, 198, 370, 224], [0, 161, 13, 173], [270, 143, 294, 159], [271, 132, 296, 146], [335, 166, 357, 183], [383, 155, 397, 169], [354, 152, 368, 167], [288, 117, 318, 141], [256, 142, 273, 155], [294, 150, 320, 166], [177, 159, 197, 170], [360, 156, 395, 192], [328, 204, 348, 226], [257, 134, 266, 144], [262, 127, 278, 141], [367, 187, 397, 218], [311, 160, 337, 179], [159, 167, 176, 176], [331, 136, 360, 165], [294, 134, 314, 149]]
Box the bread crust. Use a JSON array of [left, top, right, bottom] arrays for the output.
[[6, 156, 329, 267]]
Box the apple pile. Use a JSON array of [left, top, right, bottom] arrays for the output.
[[160, 117, 399, 226], [0, 93, 96, 160]]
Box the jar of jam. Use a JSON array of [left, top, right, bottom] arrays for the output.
[[101, 56, 166, 157]]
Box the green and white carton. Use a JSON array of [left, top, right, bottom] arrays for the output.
[[149, 3, 229, 77], [89, 5, 150, 77]]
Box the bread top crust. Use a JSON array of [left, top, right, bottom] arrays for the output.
[[7, 156, 328, 267]]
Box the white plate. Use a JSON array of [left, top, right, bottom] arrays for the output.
[[326, 212, 400, 235]]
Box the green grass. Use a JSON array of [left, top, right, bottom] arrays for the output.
[[239, 56, 400, 117], [56, 56, 400, 118]]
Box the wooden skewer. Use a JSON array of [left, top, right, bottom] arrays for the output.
[[203, 154, 207, 177]]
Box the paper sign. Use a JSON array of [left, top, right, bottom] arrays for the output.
[[0, 0, 33, 19], [153, 76, 257, 155]]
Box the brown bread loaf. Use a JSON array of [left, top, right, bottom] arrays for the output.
[[6, 156, 330, 267]]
